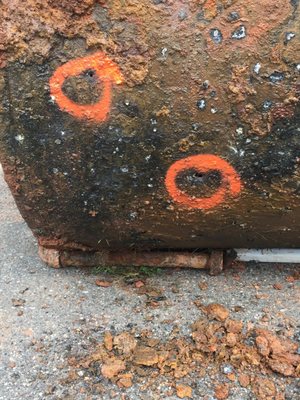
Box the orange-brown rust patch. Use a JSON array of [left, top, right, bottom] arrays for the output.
[[49, 52, 123, 122], [203, 0, 218, 20], [271, 104, 297, 121], [165, 155, 242, 210], [0, 26, 7, 68], [0, 1, 155, 85], [205, 0, 293, 56], [48, 0, 98, 15], [38, 237, 94, 252]]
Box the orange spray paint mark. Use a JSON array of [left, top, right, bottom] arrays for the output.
[[49, 52, 123, 122], [165, 154, 242, 210]]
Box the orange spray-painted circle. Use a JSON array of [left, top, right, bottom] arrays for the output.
[[49, 52, 123, 122], [165, 154, 242, 210]]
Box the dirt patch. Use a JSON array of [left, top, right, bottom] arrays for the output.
[[65, 302, 300, 399]]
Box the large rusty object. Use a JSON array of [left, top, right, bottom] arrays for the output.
[[0, 1, 299, 270]]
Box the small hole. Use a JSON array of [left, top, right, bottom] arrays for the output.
[[176, 169, 222, 198]]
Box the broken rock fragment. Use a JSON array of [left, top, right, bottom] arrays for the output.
[[133, 346, 159, 366], [204, 303, 230, 321], [101, 358, 126, 379], [176, 384, 193, 399]]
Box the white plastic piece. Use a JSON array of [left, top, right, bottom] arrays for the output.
[[235, 248, 300, 263]]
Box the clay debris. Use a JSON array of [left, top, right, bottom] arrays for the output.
[[67, 303, 300, 398]]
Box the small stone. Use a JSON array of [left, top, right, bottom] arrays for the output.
[[256, 335, 270, 356], [133, 346, 159, 366], [273, 283, 283, 290], [227, 373, 236, 381], [215, 383, 230, 400], [101, 358, 126, 379], [176, 384, 193, 399], [268, 359, 295, 376], [95, 280, 112, 288], [238, 373, 250, 388], [104, 331, 113, 351], [135, 280, 145, 288], [252, 377, 276, 399], [225, 319, 243, 334], [223, 365, 233, 374], [117, 374, 133, 388], [12, 298, 25, 307], [286, 275, 295, 283], [198, 281, 208, 291], [205, 303, 229, 321], [226, 332, 237, 347], [114, 332, 137, 355], [234, 305, 244, 312]]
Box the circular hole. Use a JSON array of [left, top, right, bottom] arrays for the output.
[[62, 70, 102, 105], [176, 169, 222, 198]]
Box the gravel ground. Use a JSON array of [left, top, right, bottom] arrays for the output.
[[0, 167, 299, 400]]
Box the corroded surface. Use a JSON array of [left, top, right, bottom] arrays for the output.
[[0, 0, 299, 251]]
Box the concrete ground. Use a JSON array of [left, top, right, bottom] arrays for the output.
[[0, 167, 299, 400]]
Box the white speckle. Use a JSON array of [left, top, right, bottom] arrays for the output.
[[246, 138, 251, 144], [145, 155, 151, 162], [15, 134, 24, 143], [296, 64, 300, 72], [61, 131, 65, 136], [53, 168, 59, 174], [49, 95, 56, 103], [229, 146, 238, 154], [223, 366, 233, 374], [197, 99, 206, 110], [161, 47, 168, 57], [55, 139, 62, 145], [90, 168, 95, 174], [121, 167, 129, 173], [211, 107, 217, 114], [129, 212, 138, 220], [253, 63, 261, 74], [150, 118, 157, 125], [203, 80, 210, 89], [239, 149, 245, 157], [285, 32, 296, 42], [153, 127, 158, 133], [232, 25, 246, 40], [210, 28, 223, 44], [148, 184, 154, 188], [63, 172, 68, 176], [236, 127, 244, 135], [124, 99, 130, 106]]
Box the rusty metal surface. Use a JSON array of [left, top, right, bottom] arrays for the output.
[[0, 1, 300, 253], [39, 245, 222, 272]]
